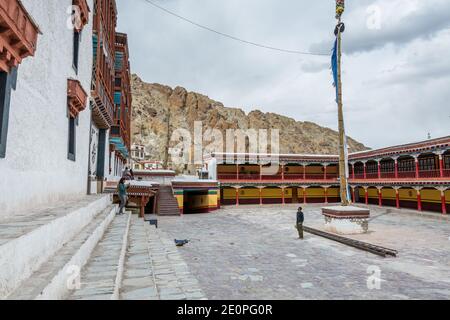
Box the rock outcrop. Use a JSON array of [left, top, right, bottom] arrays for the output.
[[131, 74, 368, 172]]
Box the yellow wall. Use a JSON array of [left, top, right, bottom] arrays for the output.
[[446, 190, 450, 204], [420, 189, 441, 203], [381, 188, 396, 201], [398, 188, 417, 201]]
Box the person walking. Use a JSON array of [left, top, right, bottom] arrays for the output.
[[296, 207, 304, 239], [117, 178, 129, 215]]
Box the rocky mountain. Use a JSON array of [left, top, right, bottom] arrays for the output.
[[131, 74, 368, 172]]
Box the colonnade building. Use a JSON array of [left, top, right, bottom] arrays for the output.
[[206, 136, 450, 215]]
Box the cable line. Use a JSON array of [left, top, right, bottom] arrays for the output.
[[140, 0, 330, 56]]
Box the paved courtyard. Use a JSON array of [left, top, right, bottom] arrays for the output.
[[155, 204, 450, 300]]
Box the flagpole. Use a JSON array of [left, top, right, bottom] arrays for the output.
[[336, 6, 350, 206]]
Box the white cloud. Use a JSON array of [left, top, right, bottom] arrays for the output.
[[117, 0, 450, 149]]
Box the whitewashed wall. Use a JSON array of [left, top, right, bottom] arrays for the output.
[[0, 0, 94, 217]]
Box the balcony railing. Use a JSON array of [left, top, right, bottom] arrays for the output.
[[419, 170, 441, 178], [397, 171, 416, 179], [218, 168, 450, 182]]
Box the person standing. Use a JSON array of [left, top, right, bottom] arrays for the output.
[[296, 207, 304, 239], [117, 178, 129, 215]]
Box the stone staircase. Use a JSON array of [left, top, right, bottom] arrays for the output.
[[1, 194, 204, 300], [0, 195, 115, 300], [67, 214, 206, 300], [158, 186, 181, 216]]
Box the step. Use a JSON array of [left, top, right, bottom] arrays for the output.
[[7, 204, 117, 300], [0, 194, 112, 299], [120, 215, 158, 300], [67, 212, 132, 300]]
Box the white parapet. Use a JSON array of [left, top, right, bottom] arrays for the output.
[[322, 205, 370, 235]]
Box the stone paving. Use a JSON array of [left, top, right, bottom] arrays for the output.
[[120, 214, 205, 300], [155, 204, 450, 300], [68, 213, 130, 300]]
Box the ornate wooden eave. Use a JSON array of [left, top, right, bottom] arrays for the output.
[[67, 79, 88, 118], [0, 0, 40, 73], [73, 0, 90, 31]]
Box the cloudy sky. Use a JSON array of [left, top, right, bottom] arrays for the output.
[[116, 0, 450, 149]]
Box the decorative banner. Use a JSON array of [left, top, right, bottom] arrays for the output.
[[331, 39, 338, 101], [336, 0, 345, 19]]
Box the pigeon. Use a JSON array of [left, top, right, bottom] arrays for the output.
[[174, 239, 190, 247]]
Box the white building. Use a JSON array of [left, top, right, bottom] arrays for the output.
[[0, 0, 94, 217]]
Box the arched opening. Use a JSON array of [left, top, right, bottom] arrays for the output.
[[365, 160, 378, 179], [397, 155, 416, 178], [418, 153, 439, 178], [217, 164, 238, 180], [304, 164, 326, 180], [239, 164, 261, 180], [381, 187, 396, 207], [327, 186, 341, 203], [353, 162, 364, 179], [420, 188, 443, 213], [366, 187, 379, 205], [326, 164, 339, 180], [304, 186, 326, 203], [398, 187, 418, 210], [444, 151, 450, 178], [222, 187, 237, 205], [446, 189, 450, 213], [284, 164, 303, 180], [261, 186, 283, 204], [380, 158, 395, 178], [238, 186, 261, 205]]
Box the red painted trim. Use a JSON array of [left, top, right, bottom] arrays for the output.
[[417, 191, 422, 211], [442, 194, 447, 215]]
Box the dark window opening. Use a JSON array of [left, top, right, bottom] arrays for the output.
[[68, 116, 76, 161], [73, 30, 81, 72], [0, 68, 17, 159]]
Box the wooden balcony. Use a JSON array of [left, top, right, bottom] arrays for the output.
[[0, 0, 40, 72], [72, 0, 90, 31], [67, 79, 88, 118]]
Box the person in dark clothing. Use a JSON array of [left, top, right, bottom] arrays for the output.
[[117, 178, 129, 215], [296, 207, 304, 239]]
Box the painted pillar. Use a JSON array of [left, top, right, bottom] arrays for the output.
[[351, 163, 355, 179], [439, 154, 444, 178], [378, 188, 382, 206], [236, 164, 239, 181], [323, 164, 328, 180], [394, 158, 399, 179], [364, 187, 369, 205], [259, 165, 263, 181], [281, 187, 285, 205], [235, 188, 239, 207], [303, 165, 306, 180], [351, 187, 355, 203], [377, 160, 381, 179], [281, 164, 285, 181], [395, 189, 400, 209], [324, 187, 328, 204], [303, 188, 307, 204], [417, 189, 422, 211], [363, 162, 367, 179], [259, 188, 263, 206], [441, 190, 447, 215], [414, 157, 420, 179]]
